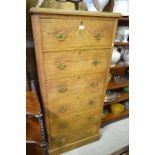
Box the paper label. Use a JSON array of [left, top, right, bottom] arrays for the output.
[[79, 25, 85, 30]]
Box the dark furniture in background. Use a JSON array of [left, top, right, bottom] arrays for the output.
[[26, 90, 48, 155]]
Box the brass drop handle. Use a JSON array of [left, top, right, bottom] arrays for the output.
[[90, 82, 98, 87], [61, 137, 67, 143], [92, 59, 101, 65], [59, 123, 67, 129], [58, 86, 67, 93], [57, 63, 67, 70], [56, 32, 66, 41], [88, 116, 93, 121], [86, 130, 91, 134], [88, 100, 95, 105], [94, 32, 104, 40], [59, 107, 67, 113]]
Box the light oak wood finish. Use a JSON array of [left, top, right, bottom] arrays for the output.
[[51, 125, 98, 148], [49, 108, 101, 135], [46, 73, 105, 101], [49, 134, 100, 155], [40, 17, 116, 51], [44, 49, 111, 80], [30, 7, 121, 154], [31, 14, 52, 148], [47, 92, 103, 118], [30, 7, 121, 17]]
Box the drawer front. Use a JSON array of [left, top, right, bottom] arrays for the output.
[[40, 18, 115, 51], [46, 73, 105, 101], [51, 125, 98, 148], [44, 49, 111, 80], [47, 92, 103, 118], [49, 108, 101, 135]]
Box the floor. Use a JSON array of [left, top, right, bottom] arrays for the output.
[[61, 118, 129, 155]]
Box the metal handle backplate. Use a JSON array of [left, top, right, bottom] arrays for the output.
[[88, 116, 93, 121], [59, 123, 67, 129], [90, 82, 98, 87], [61, 137, 67, 143], [88, 100, 95, 105], [92, 59, 101, 65], [56, 32, 66, 41], [57, 63, 67, 70], [59, 107, 67, 113], [94, 32, 104, 40], [58, 86, 67, 93]]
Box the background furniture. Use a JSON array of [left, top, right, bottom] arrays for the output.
[[26, 90, 48, 155], [30, 8, 121, 155], [101, 0, 129, 126]]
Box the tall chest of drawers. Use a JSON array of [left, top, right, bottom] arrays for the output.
[[30, 8, 121, 155]]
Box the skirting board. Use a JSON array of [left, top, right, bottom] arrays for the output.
[[48, 133, 100, 155]]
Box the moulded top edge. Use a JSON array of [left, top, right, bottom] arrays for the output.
[[30, 7, 122, 18]]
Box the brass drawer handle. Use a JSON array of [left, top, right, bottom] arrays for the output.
[[92, 59, 101, 65], [88, 100, 95, 105], [59, 107, 67, 113], [56, 32, 66, 41], [94, 32, 104, 40], [59, 123, 67, 129], [57, 63, 67, 70], [61, 137, 67, 143], [58, 86, 67, 93], [90, 82, 98, 87], [86, 130, 91, 134], [88, 116, 93, 121]]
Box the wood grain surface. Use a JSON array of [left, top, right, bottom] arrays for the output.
[[30, 8, 121, 154], [40, 17, 115, 51], [47, 92, 103, 118], [44, 49, 110, 80], [49, 108, 101, 135], [46, 73, 105, 101]]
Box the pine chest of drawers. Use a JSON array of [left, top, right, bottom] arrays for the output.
[[30, 8, 121, 155]]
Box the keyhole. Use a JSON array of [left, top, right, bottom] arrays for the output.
[[79, 21, 84, 30]]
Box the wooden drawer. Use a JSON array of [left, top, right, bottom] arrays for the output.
[[47, 92, 103, 118], [40, 17, 115, 51], [44, 49, 111, 80], [51, 126, 98, 148], [46, 73, 105, 101], [48, 108, 101, 135]]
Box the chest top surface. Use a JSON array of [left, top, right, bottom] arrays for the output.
[[30, 7, 121, 18]]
